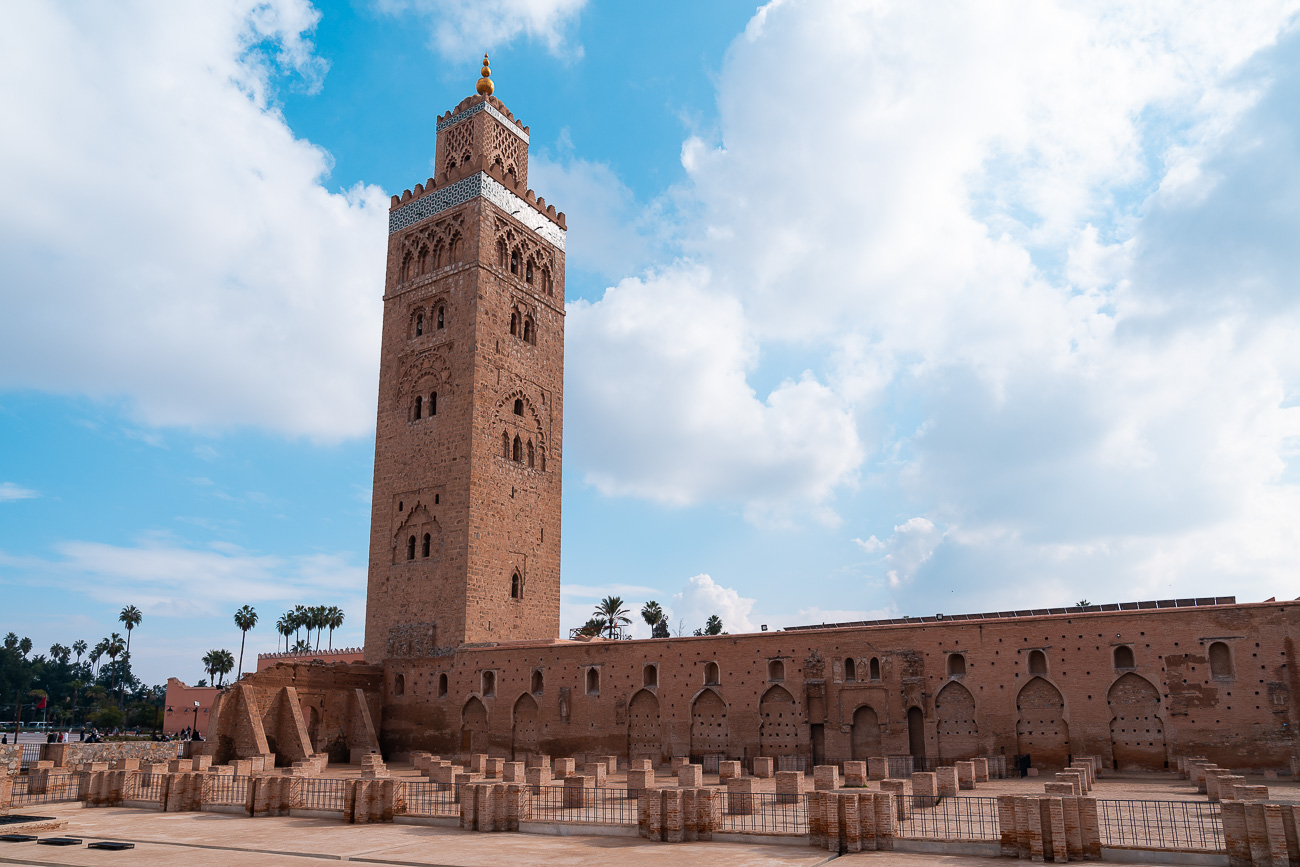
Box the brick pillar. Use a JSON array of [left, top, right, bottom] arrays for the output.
[[629, 758, 652, 771], [776, 770, 803, 804], [752, 757, 774, 778], [814, 765, 840, 790], [879, 779, 910, 819], [599, 755, 618, 774], [525, 753, 549, 769], [639, 788, 664, 840], [839, 791, 862, 853], [1044, 797, 1068, 863], [562, 775, 595, 808], [867, 757, 889, 780], [627, 769, 656, 791], [857, 792, 879, 851], [1045, 782, 1076, 796], [552, 757, 574, 778], [1206, 768, 1232, 800], [670, 756, 690, 772], [664, 789, 685, 843], [524, 765, 552, 787], [955, 761, 976, 790], [581, 762, 607, 786], [842, 761, 867, 787], [1222, 800, 1253, 867], [502, 761, 524, 782], [911, 771, 937, 804], [684, 787, 718, 841], [718, 760, 741, 781], [1214, 775, 1246, 800], [1234, 784, 1270, 801], [1060, 795, 1082, 858], [1263, 803, 1289, 867], [726, 777, 756, 815], [677, 764, 702, 788], [1245, 802, 1271, 867], [1079, 796, 1102, 860], [871, 791, 895, 851], [936, 766, 958, 797], [971, 757, 989, 782], [997, 795, 1019, 858], [1069, 761, 1094, 789], [503, 783, 529, 829], [808, 792, 828, 849]]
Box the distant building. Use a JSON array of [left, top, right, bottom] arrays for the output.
[[162, 677, 219, 736], [256, 648, 365, 672]]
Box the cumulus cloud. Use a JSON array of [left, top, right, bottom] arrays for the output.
[[0, 483, 38, 503], [669, 574, 756, 635], [376, 0, 586, 60], [0, 1, 389, 441]]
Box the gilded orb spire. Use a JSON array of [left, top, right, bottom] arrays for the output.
[[476, 53, 494, 96]]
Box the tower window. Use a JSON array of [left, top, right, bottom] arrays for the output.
[[437, 306, 445, 329], [394, 673, 405, 697], [502, 431, 510, 460], [415, 313, 423, 336], [514, 398, 523, 416], [1209, 642, 1233, 679], [526, 260, 534, 284], [1028, 649, 1047, 675], [523, 319, 531, 343], [644, 664, 658, 687], [705, 662, 719, 684], [532, 670, 544, 694], [512, 435, 522, 462], [510, 249, 520, 275], [413, 395, 422, 420], [422, 533, 431, 558], [406, 536, 416, 561], [586, 668, 600, 696], [870, 657, 881, 680], [768, 660, 784, 681], [429, 392, 437, 416], [527, 440, 535, 468], [510, 312, 518, 336], [438, 673, 448, 696], [497, 238, 508, 269], [511, 572, 521, 599], [845, 657, 856, 682], [481, 670, 495, 697], [1114, 645, 1135, 670], [947, 653, 966, 677]]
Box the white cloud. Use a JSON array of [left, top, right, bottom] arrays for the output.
[[0, 483, 38, 503], [376, 0, 586, 60], [0, 1, 389, 441], [669, 573, 756, 635]]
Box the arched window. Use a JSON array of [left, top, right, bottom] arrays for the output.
[[413, 395, 422, 420], [1209, 642, 1232, 679], [527, 440, 535, 468], [510, 572, 521, 599], [394, 673, 405, 697], [496, 238, 508, 269], [586, 668, 600, 696], [502, 431, 510, 460], [525, 259, 534, 284], [512, 435, 522, 462], [768, 660, 784, 681], [481, 671, 495, 697], [869, 657, 881, 680], [510, 311, 518, 336], [431, 240, 444, 269], [644, 664, 658, 687], [437, 673, 447, 697], [421, 533, 431, 558], [406, 536, 416, 561], [532, 670, 544, 694], [510, 249, 520, 275], [513, 398, 523, 416], [415, 313, 424, 336], [844, 658, 857, 682], [1028, 650, 1047, 675], [1114, 645, 1135, 670], [417, 246, 428, 274], [523, 319, 531, 343], [542, 267, 553, 296], [429, 392, 437, 416], [437, 306, 445, 329], [705, 662, 719, 684], [448, 234, 461, 262], [947, 653, 966, 677]]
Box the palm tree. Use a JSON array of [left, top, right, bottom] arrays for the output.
[[292, 605, 308, 646], [641, 601, 670, 638], [104, 633, 126, 702], [309, 606, 325, 651], [69, 679, 84, 727], [704, 614, 724, 635], [578, 616, 606, 637], [233, 605, 258, 680], [73, 639, 87, 667], [325, 606, 344, 649], [213, 649, 234, 686], [276, 614, 293, 653], [119, 605, 142, 672], [201, 649, 235, 687], [90, 639, 108, 678], [594, 596, 631, 640], [18, 636, 31, 657]]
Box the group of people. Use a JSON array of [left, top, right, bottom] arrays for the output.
[[3, 724, 201, 743]]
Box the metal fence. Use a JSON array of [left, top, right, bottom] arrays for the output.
[[10, 773, 80, 806], [528, 784, 641, 826], [886, 756, 915, 778], [301, 777, 349, 812], [776, 755, 808, 773], [1098, 799, 1224, 853], [895, 795, 1000, 841], [401, 781, 460, 818], [698, 755, 722, 774], [206, 775, 250, 807], [717, 791, 808, 835], [18, 743, 45, 769], [137, 773, 166, 803]]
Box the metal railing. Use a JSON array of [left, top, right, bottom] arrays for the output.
[[401, 781, 460, 818], [18, 743, 45, 769], [206, 775, 250, 806], [776, 755, 808, 773], [137, 773, 166, 803], [886, 756, 915, 778], [717, 791, 808, 835], [528, 784, 640, 825], [10, 773, 80, 806], [1098, 799, 1224, 852], [895, 795, 1000, 841], [301, 777, 349, 812], [698, 754, 722, 774]]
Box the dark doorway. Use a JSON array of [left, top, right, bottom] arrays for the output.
[[811, 723, 825, 766], [908, 706, 926, 759]]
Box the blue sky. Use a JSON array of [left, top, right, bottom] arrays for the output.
[[3, 0, 1300, 686]]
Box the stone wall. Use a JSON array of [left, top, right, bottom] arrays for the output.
[[0, 744, 19, 776], [50, 742, 180, 767]]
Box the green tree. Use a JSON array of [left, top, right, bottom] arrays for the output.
[[103, 633, 126, 702], [693, 614, 724, 637], [1075, 599, 1091, 608], [593, 596, 631, 639], [325, 606, 344, 649], [577, 616, 606, 637], [72, 639, 87, 667], [18, 636, 31, 657], [641, 601, 670, 639], [118, 605, 142, 672], [201, 649, 235, 687], [233, 605, 258, 680], [275, 614, 292, 653]]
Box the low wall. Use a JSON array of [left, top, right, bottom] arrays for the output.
[[49, 742, 180, 767]]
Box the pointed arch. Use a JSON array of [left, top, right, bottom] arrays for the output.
[[511, 693, 539, 760], [689, 688, 729, 758], [758, 684, 801, 758], [851, 704, 882, 760], [526, 440, 535, 468], [628, 688, 662, 763], [1108, 673, 1166, 770], [1016, 677, 1070, 767], [513, 435, 523, 462], [502, 431, 510, 460], [461, 696, 488, 754], [935, 680, 979, 761]]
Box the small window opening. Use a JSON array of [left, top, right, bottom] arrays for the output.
[[586, 668, 600, 696], [437, 673, 448, 696], [421, 533, 431, 558], [429, 392, 437, 416], [845, 657, 857, 682], [482, 671, 495, 697], [768, 660, 785, 681], [947, 653, 966, 677], [512, 435, 522, 462], [437, 306, 444, 329], [644, 664, 658, 687], [398, 501, 403, 512], [532, 670, 544, 694], [527, 440, 535, 468], [511, 572, 521, 599], [510, 311, 518, 336], [434, 494, 439, 505], [705, 662, 719, 685], [1029, 650, 1047, 675], [1114, 645, 1135, 670], [870, 657, 881, 680], [502, 431, 510, 460], [514, 398, 524, 416], [413, 395, 422, 420], [523, 319, 532, 343], [1209, 642, 1232, 679], [510, 249, 520, 275], [415, 313, 423, 336], [406, 536, 416, 561], [393, 673, 405, 696]]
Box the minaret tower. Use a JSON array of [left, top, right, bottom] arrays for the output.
[[364, 57, 566, 661]]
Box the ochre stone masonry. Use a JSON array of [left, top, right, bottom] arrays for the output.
[[221, 73, 1300, 779]]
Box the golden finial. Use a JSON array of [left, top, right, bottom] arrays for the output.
[[476, 53, 494, 96]]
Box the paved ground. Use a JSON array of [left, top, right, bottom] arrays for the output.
[[0, 803, 1213, 866]]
